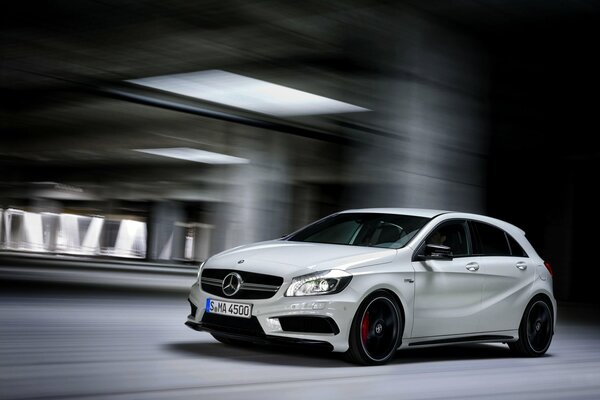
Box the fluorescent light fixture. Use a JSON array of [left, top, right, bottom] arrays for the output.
[[127, 70, 369, 116], [134, 147, 249, 165]]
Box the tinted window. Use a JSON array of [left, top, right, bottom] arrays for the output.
[[288, 213, 429, 249], [473, 222, 511, 256], [425, 220, 470, 256], [297, 219, 360, 245], [506, 234, 528, 257]]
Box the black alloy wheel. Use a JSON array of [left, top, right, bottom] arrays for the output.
[[347, 291, 402, 365], [509, 298, 553, 356]]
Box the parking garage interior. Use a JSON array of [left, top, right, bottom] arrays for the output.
[[2, 1, 600, 399]]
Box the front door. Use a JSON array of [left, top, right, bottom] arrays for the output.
[[411, 220, 483, 338]]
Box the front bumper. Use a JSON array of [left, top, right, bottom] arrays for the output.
[[184, 320, 334, 351], [187, 281, 357, 352]]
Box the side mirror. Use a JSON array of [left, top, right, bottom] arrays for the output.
[[421, 244, 453, 260]]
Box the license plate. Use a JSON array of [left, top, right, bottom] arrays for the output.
[[205, 298, 252, 319]]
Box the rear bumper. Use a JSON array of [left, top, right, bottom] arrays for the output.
[[185, 320, 334, 351]]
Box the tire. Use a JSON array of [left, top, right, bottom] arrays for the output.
[[210, 333, 250, 347], [346, 290, 403, 365], [509, 298, 553, 357]]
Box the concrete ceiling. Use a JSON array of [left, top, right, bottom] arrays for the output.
[[2, 0, 599, 200]]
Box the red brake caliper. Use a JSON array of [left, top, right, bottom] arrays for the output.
[[361, 311, 370, 345]]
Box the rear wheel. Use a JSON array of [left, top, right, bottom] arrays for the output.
[[346, 291, 402, 365], [509, 299, 553, 356]]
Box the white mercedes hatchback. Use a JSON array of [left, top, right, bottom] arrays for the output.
[[186, 208, 556, 365]]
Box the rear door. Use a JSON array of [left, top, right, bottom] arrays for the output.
[[470, 221, 535, 332]]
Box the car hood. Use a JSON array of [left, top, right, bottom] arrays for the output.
[[205, 240, 397, 277]]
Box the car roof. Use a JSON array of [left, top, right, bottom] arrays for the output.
[[339, 208, 525, 235], [339, 208, 449, 218]]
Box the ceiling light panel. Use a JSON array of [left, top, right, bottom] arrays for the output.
[[134, 147, 249, 164], [127, 70, 369, 116]]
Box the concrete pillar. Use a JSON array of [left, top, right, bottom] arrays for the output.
[[343, 12, 489, 213], [147, 201, 185, 261], [211, 130, 292, 253]]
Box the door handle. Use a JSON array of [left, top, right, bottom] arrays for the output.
[[466, 262, 479, 272], [516, 262, 528, 271]]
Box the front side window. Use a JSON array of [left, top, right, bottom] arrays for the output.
[[287, 213, 430, 249], [425, 220, 470, 256]]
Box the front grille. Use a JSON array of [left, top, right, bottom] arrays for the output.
[[278, 316, 340, 335], [201, 312, 265, 337], [201, 269, 284, 299]]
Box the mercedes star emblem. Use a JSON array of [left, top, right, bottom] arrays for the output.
[[222, 272, 243, 296]]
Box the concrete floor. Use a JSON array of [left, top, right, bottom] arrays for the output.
[[1, 282, 600, 400]]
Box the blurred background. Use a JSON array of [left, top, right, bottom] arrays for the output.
[[2, 0, 599, 302], [2, 2, 600, 399]]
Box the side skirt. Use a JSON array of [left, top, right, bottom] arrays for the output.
[[408, 334, 514, 347]]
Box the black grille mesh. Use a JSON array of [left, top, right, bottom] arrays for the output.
[[201, 313, 265, 337], [278, 316, 340, 335]]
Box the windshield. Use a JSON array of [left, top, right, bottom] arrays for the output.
[[286, 213, 430, 249]]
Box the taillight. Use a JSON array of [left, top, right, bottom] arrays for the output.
[[544, 261, 554, 277]]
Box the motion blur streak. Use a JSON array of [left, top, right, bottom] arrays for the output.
[[1, 280, 600, 400], [3, 208, 147, 259]]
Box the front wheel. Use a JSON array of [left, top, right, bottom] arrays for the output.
[[346, 291, 403, 365], [509, 298, 553, 356]]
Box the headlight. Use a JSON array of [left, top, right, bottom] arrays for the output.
[[285, 270, 352, 297], [197, 261, 205, 281]]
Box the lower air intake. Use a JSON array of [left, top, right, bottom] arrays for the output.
[[278, 316, 340, 335]]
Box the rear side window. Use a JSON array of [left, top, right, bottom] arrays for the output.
[[472, 221, 511, 256], [506, 234, 528, 257]]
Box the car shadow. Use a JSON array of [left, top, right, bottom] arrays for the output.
[[389, 343, 517, 365], [166, 340, 527, 367], [165, 341, 348, 367]]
